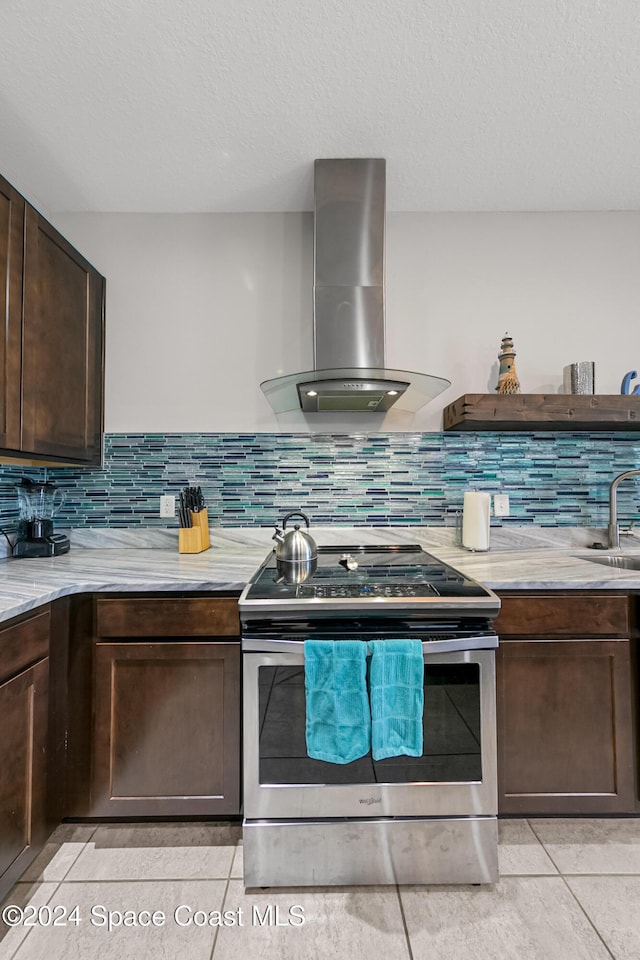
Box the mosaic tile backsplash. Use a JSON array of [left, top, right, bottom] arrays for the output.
[[0, 432, 639, 533]]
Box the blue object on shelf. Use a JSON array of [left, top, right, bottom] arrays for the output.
[[621, 371, 640, 395]]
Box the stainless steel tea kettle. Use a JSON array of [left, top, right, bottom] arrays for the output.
[[272, 511, 318, 563]]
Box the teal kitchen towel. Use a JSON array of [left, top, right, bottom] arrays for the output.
[[369, 639, 424, 760], [304, 640, 371, 764]]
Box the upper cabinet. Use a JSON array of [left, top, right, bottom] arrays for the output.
[[0, 177, 24, 452], [0, 174, 104, 465]]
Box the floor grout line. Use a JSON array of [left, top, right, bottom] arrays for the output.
[[0, 879, 62, 960], [394, 885, 415, 960], [209, 874, 232, 960], [550, 871, 640, 877], [57, 841, 91, 883], [522, 819, 628, 960], [525, 819, 566, 876], [21, 871, 640, 886], [44, 876, 235, 884], [555, 874, 617, 960], [524, 817, 640, 877]]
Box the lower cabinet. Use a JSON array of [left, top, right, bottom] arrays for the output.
[[90, 596, 241, 817], [495, 592, 638, 815], [0, 610, 51, 900], [2, 587, 635, 848]]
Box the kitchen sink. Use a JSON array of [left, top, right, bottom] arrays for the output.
[[574, 554, 640, 571]]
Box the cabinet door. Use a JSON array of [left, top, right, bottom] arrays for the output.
[[0, 659, 49, 898], [0, 176, 23, 451], [497, 639, 636, 814], [21, 206, 104, 463], [92, 641, 241, 816]]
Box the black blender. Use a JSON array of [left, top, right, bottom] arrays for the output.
[[14, 478, 71, 558]]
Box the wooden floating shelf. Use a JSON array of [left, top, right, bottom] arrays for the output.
[[442, 394, 640, 432]]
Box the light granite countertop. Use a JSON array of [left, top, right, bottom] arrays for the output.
[[0, 524, 640, 626], [0, 543, 267, 626]]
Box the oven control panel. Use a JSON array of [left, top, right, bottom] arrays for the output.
[[300, 584, 438, 598]]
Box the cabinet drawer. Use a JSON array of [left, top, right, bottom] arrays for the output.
[[495, 593, 631, 638], [95, 597, 240, 638], [0, 608, 50, 684]]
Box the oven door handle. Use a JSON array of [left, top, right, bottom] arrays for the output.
[[241, 635, 498, 655]]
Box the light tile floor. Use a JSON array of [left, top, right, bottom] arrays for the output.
[[1, 818, 639, 959]]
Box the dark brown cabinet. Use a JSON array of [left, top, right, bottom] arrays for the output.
[[0, 176, 24, 451], [495, 592, 637, 815], [90, 596, 241, 817], [21, 207, 104, 463], [0, 609, 51, 900], [0, 173, 104, 465]]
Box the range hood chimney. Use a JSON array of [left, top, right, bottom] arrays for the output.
[[261, 158, 450, 415]]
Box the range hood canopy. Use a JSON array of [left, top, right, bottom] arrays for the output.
[[261, 158, 450, 415]]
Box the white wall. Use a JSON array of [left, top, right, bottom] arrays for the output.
[[54, 211, 640, 433]]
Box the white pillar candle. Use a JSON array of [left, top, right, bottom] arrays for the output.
[[462, 492, 490, 552]]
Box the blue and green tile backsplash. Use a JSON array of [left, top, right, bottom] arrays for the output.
[[1, 431, 640, 531]]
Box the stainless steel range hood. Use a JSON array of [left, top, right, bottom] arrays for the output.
[[261, 158, 450, 415]]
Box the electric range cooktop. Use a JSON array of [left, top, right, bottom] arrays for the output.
[[239, 544, 500, 620]]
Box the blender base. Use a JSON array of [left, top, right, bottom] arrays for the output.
[[14, 535, 70, 558]]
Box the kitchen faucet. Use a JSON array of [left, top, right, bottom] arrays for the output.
[[608, 469, 640, 549]]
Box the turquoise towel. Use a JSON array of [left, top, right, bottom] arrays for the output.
[[304, 640, 371, 764], [369, 639, 424, 760]]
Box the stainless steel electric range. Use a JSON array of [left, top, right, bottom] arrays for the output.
[[239, 544, 501, 887]]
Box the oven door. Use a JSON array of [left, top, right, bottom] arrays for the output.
[[242, 636, 497, 820]]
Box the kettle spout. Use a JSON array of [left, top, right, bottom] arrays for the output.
[[272, 527, 285, 546]]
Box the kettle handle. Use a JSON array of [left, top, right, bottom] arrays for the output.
[[281, 511, 310, 530]]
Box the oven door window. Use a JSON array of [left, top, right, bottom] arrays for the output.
[[258, 662, 482, 785]]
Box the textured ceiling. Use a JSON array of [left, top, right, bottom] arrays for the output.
[[1, 0, 639, 213]]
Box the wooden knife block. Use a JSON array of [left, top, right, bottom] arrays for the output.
[[178, 509, 210, 554]]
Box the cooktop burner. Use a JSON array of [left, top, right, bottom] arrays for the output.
[[239, 544, 500, 620]]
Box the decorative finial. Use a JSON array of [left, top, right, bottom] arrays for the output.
[[496, 333, 521, 394]]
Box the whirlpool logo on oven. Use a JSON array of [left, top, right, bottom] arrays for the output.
[[359, 796, 382, 805]]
